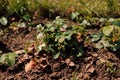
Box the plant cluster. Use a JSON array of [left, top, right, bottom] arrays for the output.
[[0, 16, 120, 66], [36, 16, 84, 59], [91, 25, 120, 51]]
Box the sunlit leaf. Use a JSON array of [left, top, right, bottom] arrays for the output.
[[95, 42, 103, 49], [0, 52, 18, 66], [0, 54, 8, 62], [58, 36, 65, 43], [111, 44, 118, 51], [102, 25, 114, 36], [52, 52, 60, 59], [17, 22, 26, 28], [101, 40, 111, 48], [62, 24, 67, 28], [77, 48, 84, 57], [71, 12, 79, 19], [70, 72, 78, 80], [99, 18, 107, 22], [7, 53, 18, 66], [81, 20, 90, 26], [0, 17, 8, 26], [90, 32, 103, 42]]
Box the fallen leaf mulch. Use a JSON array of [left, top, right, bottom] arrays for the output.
[[0, 27, 120, 80]]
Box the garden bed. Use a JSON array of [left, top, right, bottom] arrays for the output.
[[0, 18, 120, 80]]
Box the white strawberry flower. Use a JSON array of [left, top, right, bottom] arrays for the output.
[[38, 43, 46, 51], [37, 33, 43, 40]]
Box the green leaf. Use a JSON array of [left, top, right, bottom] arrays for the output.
[[7, 53, 18, 66], [102, 40, 111, 48], [62, 24, 67, 28], [58, 36, 65, 43], [0, 54, 8, 63], [95, 40, 111, 49], [95, 42, 103, 49], [64, 35, 71, 40], [7, 56, 15, 66], [49, 26, 56, 32], [70, 72, 78, 80], [0, 17, 8, 26], [112, 46, 117, 51], [71, 12, 79, 19], [63, 31, 72, 40], [112, 22, 120, 26], [54, 18, 64, 25], [22, 14, 31, 21], [90, 33, 103, 42], [81, 20, 90, 26], [17, 22, 26, 28], [77, 52, 82, 57], [111, 44, 118, 51], [77, 48, 84, 57], [46, 23, 53, 28], [91, 36, 100, 42], [52, 52, 60, 59], [0, 52, 18, 66], [102, 25, 114, 36]]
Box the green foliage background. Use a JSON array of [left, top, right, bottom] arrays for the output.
[[0, 0, 120, 17]]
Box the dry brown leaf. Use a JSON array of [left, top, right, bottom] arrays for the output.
[[76, 33, 82, 42], [85, 57, 92, 62], [85, 64, 95, 73], [91, 53, 98, 57], [87, 52, 98, 57], [10, 27, 18, 31], [86, 66, 95, 73], [98, 57, 106, 63], [40, 64, 47, 69], [65, 58, 71, 64], [96, 60, 102, 65], [60, 28, 66, 31], [25, 59, 37, 72], [77, 72, 83, 78], [40, 57, 46, 62], [15, 50, 25, 54], [85, 64, 91, 70], [23, 54, 29, 59], [69, 62, 75, 67], [27, 47, 34, 53], [39, 57, 48, 69], [83, 73, 90, 79], [11, 17, 15, 21]]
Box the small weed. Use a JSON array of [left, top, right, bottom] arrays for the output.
[[70, 72, 78, 80], [105, 62, 117, 74], [0, 52, 18, 66]]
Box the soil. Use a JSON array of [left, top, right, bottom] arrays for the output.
[[0, 20, 120, 80]]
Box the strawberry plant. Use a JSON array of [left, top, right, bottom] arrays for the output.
[[91, 25, 120, 51], [36, 16, 84, 59]]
